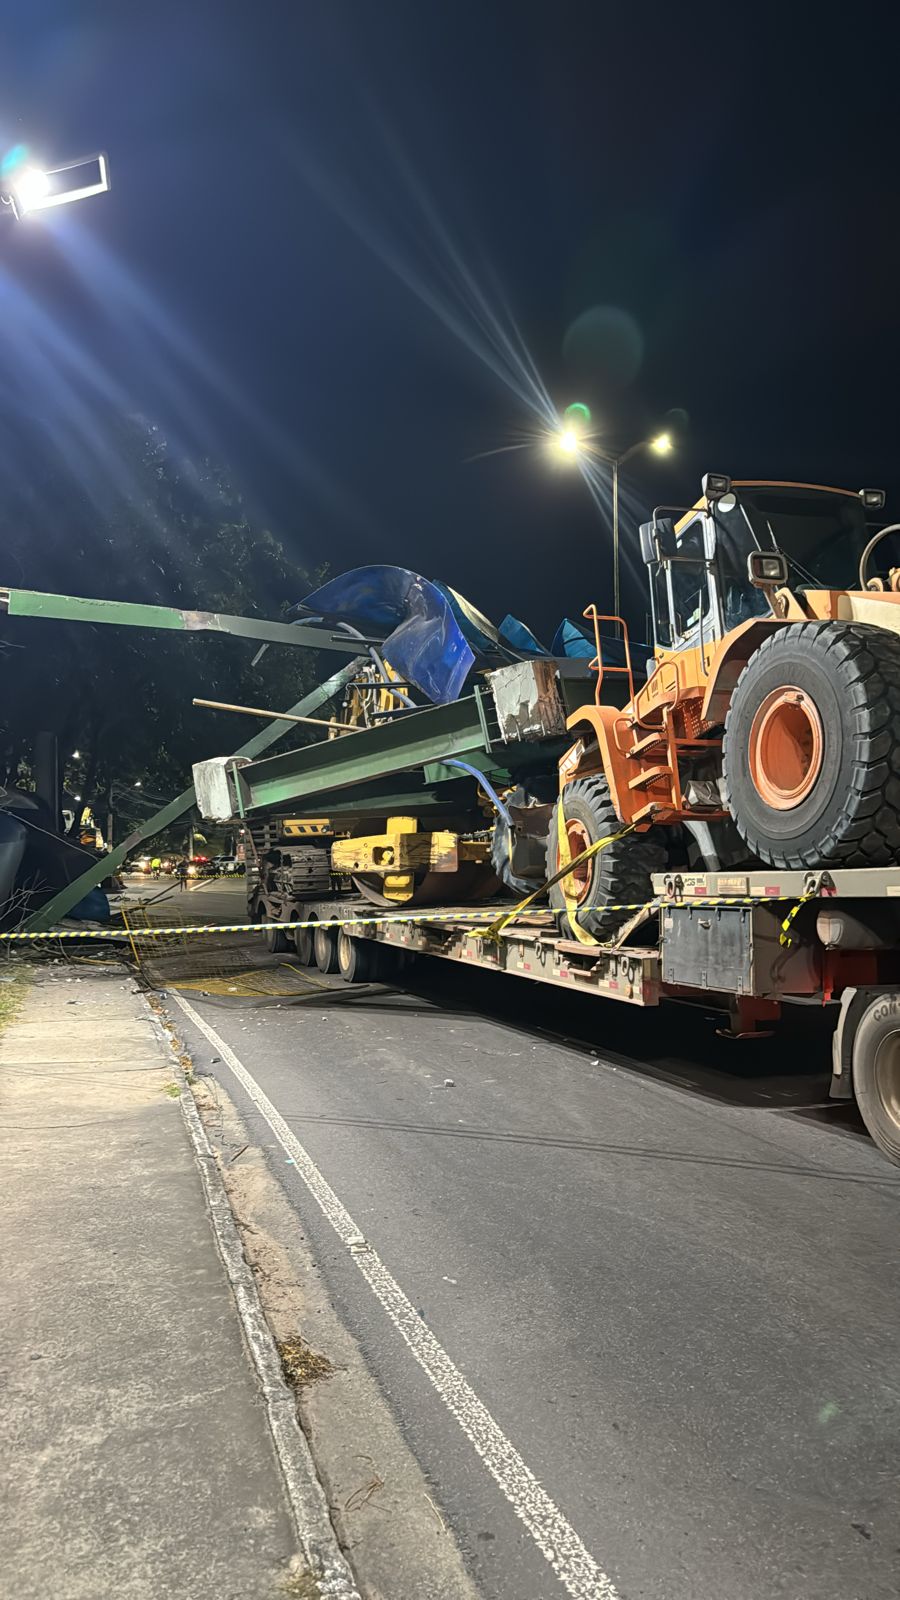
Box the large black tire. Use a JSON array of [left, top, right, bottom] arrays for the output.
[[546, 775, 667, 939], [850, 992, 900, 1165], [314, 922, 339, 974], [722, 623, 900, 869], [337, 929, 378, 983], [259, 911, 289, 954], [293, 923, 315, 965], [491, 814, 529, 896]]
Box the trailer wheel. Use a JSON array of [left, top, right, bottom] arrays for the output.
[[314, 922, 339, 974], [260, 911, 289, 954], [337, 930, 378, 983], [293, 924, 315, 965], [850, 993, 900, 1164], [546, 775, 667, 939], [723, 623, 900, 869]]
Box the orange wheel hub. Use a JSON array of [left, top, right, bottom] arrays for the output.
[[748, 686, 824, 810], [556, 817, 593, 903]]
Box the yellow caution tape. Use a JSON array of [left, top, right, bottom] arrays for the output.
[[0, 890, 815, 943], [778, 895, 813, 947], [0, 907, 553, 942]]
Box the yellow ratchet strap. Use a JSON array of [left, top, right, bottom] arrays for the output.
[[482, 810, 634, 944]]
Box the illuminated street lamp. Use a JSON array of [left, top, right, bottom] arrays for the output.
[[553, 427, 582, 458], [548, 403, 591, 462], [550, 410, 677, 622], [0, 152, 109, 222]]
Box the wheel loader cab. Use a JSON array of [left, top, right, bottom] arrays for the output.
[[641, 478, 883, 658], [643, 507, 725, 655]]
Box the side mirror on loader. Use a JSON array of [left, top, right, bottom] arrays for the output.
[[639, 517, 676, 564], [702, 472, 732, 502], [747, 549, 789, 589]]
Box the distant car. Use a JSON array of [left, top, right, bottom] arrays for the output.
[[213, 855, 241, 875]]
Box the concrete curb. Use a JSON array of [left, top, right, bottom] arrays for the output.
[[150, 1001, 363, 1599]]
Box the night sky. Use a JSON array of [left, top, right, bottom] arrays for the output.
[[2, 3, 898, 642]]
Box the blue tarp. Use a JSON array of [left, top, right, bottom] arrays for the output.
[[299, 565, 651, 704], [68, 887, 111, 922], [551, 618, 596, 659], [498, 615, 548, 656], [300, 567, 475, 705], [551, 619, 652, 674]]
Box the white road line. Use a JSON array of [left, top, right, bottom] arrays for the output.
[[173, 992, 620, 1600]]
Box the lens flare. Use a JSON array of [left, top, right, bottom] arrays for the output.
[[12, 168, 51, 212], [563, 401, 592, 428]]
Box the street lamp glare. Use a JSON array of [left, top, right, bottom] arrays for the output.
[[2, 153, 110, 220], [650, 431, 673, 456], [555, 428, 581, 458], [12, 167, 51, 211], [71, 750, 81, 760]]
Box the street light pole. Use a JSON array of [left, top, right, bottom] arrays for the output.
[[590, 440, 640, 630], [544, 412, 669, 630], [612, 457, 620, 621], [553, 427, 674, 630]]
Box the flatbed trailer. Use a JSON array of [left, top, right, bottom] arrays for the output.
[[249, 864, 900, 1165], [8, 581, 900, 1160]]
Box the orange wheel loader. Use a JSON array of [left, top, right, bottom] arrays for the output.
[[548, 473, 900, 936]]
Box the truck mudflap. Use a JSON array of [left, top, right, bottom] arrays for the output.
[[830, 987, 885, 1101]]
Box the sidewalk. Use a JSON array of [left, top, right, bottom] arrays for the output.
[[0, 963, 308, 1599]]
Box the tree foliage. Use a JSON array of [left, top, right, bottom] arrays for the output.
[[0, 417, 329, 829]]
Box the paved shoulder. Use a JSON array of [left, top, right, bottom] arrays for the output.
[[0, 966, 301, 1599]]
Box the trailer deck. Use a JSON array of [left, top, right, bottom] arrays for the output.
[[249, 865, 900, 1163]]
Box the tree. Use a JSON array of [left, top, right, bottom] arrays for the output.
[[0, 416, 330, 828]]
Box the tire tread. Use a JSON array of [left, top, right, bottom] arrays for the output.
[[547, 774, 667, 937], [724, 622, 900, 869]]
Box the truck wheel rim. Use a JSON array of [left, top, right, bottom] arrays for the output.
[[874, 1034, 900, 1131], [557, 818, 593, 903], [748, 686, 823, 810]]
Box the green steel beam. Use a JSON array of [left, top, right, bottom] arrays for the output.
[[21, 658, 366, 932], [1, 586, 365, 655], [300, 773, 492, 820], [232, 690, 497, 815]]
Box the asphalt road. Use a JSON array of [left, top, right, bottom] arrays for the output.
[[167, 926, 900, 1600]]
